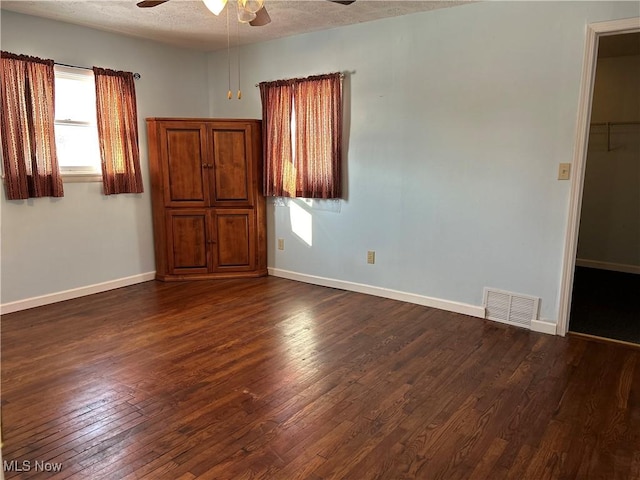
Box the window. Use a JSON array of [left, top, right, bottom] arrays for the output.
[[53, 65, 101, 176], [0, 51, 64, 199], [259, 72, 343, 199], [2, 51, 142, 196]]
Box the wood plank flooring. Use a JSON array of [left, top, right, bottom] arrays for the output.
[[1, 277, 639, 479]]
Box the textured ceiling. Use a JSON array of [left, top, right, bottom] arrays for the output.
[[1, 0, 472, 52]]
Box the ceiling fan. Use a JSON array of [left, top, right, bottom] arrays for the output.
[[137, 0, 356, 27]]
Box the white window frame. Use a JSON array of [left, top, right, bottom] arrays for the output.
[[53, 65, 102, 182]]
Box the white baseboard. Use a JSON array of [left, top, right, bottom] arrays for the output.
[[576, 259, 640, 275], [531, 319, 557, 335], [268, 268, 486, 318], [2, 268, 559, 336], [0, 272, 156, 315]]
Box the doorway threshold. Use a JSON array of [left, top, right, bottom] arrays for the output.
[[568, 331, 640, 349]]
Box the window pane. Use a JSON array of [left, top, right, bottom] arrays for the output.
[[55, 76, 96, 123], [54, 124, 101, 171]]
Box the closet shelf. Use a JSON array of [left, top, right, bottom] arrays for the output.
[[589, 121, 639, 151]]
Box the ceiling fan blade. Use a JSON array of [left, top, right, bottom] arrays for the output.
[[327, 0, 356, 4], [137, 0, 169, 7], [250, 6, 271, 26]]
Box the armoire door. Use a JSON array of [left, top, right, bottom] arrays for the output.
[[209, 123, 254, 207], [211, 209, 256, 272], [160, 122, 210, 207], [166, 209, 211, 275]]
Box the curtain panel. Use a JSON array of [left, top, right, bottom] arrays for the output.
[[260, 72, 342, 199], [93, 67, 143, 195], [0, 51, 64, 200], [260, 81, 294, 197]]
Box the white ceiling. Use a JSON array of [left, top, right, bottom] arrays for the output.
[[1, 0, 472, 52]]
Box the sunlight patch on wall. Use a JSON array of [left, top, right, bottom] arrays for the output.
[[272, 196, 341, 212], [290, 200, 313, 246]]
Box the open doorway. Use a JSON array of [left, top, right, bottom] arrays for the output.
[[557, 18, 640, 340], [568, 32, 640, 344]]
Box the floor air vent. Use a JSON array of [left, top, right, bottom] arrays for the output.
[[483, 288, 540, 328]]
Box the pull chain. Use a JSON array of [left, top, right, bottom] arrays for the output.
[[237, 13, 242, 99], [227, 6, 232, 100]]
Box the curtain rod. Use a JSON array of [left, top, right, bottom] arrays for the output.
[[255, 72, 344, 87], [55, 62, 141, 80]]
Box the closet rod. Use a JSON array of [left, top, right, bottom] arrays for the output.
[[590, 121, 639, 152], [590, 121, 639, 126]]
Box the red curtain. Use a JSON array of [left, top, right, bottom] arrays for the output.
[[0, 51, 64, 200], [260, 73, 342, 199], [260, 81, 294, 197], [93, 67, 143, 195]]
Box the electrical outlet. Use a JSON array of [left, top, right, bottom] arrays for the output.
[[558, 163, 571, 180], [367, 251, 375, 264], [277, 238, 284, 251]]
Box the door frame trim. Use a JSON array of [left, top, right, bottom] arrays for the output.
[[557, 17, 640, 336]]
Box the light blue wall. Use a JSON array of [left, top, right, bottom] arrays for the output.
[[0, 11, 210, 304], [2, 3, 638, 319], [207, 1, 640, 322]]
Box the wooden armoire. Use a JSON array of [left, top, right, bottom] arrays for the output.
[[146, 118, 267, 280]]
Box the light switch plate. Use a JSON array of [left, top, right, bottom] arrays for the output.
[[558, 163, 571, 180]]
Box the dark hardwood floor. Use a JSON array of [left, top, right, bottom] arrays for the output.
[[569, 266, 640, 344], [2, 277, 639, 479]]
